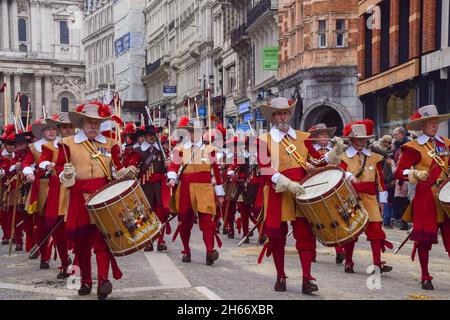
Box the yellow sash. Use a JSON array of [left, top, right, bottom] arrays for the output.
[[82, 140, 112, 181]]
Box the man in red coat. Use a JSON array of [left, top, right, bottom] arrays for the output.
[[394, 105, 450, 290], [55, 102, 136, 300], [256, 98, 344, 294], [38, 113, 75, 279]]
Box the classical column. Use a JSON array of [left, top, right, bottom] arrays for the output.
[[30, 0, 40, 53], [1, 0, 10, 50], [44, 74, 53, 113], [11, 0, 19, 51], [34, 73, 43, 117]]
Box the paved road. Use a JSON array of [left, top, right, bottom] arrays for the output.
[[0, 226, 449, 300]]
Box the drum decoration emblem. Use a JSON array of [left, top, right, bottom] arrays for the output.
[[119, 194, 157, 243], [335, 194, 363, 229]]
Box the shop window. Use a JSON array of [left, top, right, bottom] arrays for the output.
[[380, 88, 417, 133]]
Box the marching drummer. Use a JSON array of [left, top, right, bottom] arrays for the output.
[[339, 119, 393, 274], [55, 102, 137, 300], [394, 105, 450, 290], [256, 97, 344, 294], [307, 123, 345, 265]]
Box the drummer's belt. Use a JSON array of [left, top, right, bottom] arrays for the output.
[[423, 142, 449, 176], [280, 136, 308, 170], [82, 140, 112, 181]]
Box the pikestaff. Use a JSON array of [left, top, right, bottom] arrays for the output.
[[14, 93, 21, 126], [113, 92, 122, 145], [207, 88, 212, 144], [187, 93, 191, 119], [25, 102, 31, 129], [8, 116, 21, 256]]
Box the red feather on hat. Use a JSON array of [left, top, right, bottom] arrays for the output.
[[4, 124, 16, 136], [111, 115, 124, 128], [410, 111, 422, 121], [178, 117, 190, 128], [122, 123, 136, 135]]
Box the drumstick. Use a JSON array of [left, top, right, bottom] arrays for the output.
[[303, 181, 329, 189]]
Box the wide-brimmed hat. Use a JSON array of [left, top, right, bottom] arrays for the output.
[[260, 97, 296, 124], [46, 112, 72, 127], [308, 123, 337, 137], [2, 132, 28, 145], [68, 102, 112, 129], [32, 118, 56, 138], [343, 119, 376, 139], [406, 105, 450, 131]]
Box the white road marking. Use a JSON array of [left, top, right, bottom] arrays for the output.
[[195, 286, 222, 300], [143, 252, 191, 288]]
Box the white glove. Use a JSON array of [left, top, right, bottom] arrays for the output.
[[116, 168, 128, 180], [60, 163, 76, 187], [331, 137, 345, 155], [275, 174, 305, 196], [64, 163, 75, 179], [408, 170, 429, 184]]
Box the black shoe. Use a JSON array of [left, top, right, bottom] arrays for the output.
[[400, 222, 411, 231], [421, 280, 434, 290], [274, 276, 287, 292], [157, 243, 167, 252], [243, 237, 250, 244], [40, 261, 50, 269], [345, 265, 355, 273], [335, 252, 345, 265], [227, 232, 234, 239], [144, 243, 154, 252], [57, 268, 71, 280], [259, 235, 267, 245], [182, 253, 191, 263], [97, 280, 113, 300], [302, 279, 319, 294], [380, 264, 393, 273], [15, 244, 23, 252], [206, 250, 219, 266], [78, 283, 92, 296], [222, 228, 228, 235], [2, 239, 9, 245]]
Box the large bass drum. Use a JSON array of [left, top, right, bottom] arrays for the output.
[[296, 167, 369, 247], [86, 179, 161, 257]]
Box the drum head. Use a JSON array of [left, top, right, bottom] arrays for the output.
[[297, 168, 344, 201], [438, 179, 450, 203], [88, 180, 135, 206]]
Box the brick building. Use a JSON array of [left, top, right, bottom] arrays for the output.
[[278, 0, 362, 134], [358, 0, 450, 135]]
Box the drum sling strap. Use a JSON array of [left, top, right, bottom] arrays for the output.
[[423, 142, 449, 177], [355, 154, 367, 179], [82, 140, 112, 181], [279, 136, 308, 170]]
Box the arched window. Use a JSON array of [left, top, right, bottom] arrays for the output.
[[18, 18, 27, 42], [61, 97, 69, 112]]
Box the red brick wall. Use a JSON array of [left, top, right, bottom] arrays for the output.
[[372, 27, 381, 74], [389, 0, 399, 67], [409, 0, 421, 59], [422, 0, 436, 53], [358, 15, 366, 79]]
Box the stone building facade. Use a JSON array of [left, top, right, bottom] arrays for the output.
[[278, 0, 362, 134], [0, 0, 85, 124]]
